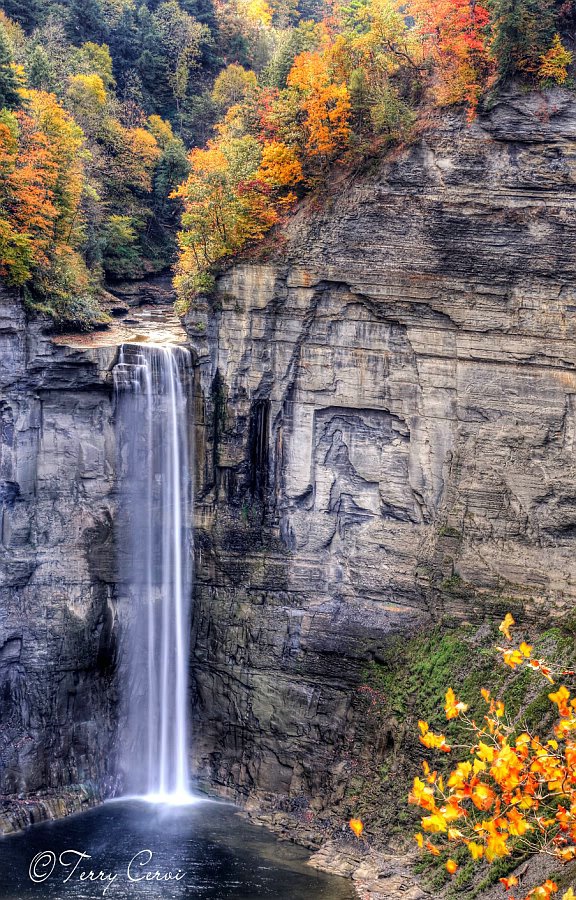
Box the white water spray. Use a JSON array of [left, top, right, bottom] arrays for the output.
[[114, 343, 193, 803]]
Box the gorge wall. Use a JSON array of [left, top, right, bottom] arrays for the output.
[[0, 291, 119, 795], [187, 87, 576, 810]]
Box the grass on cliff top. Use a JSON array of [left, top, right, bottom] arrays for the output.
[[344, 617, 576, 895]]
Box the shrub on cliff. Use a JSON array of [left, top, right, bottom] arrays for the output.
[[408, 614, 576, 900]]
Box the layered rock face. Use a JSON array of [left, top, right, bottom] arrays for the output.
[[187, 88, 576, 805], [0, 288, 119, 794]]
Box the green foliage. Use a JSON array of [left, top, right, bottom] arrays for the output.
[[0, 0, 40, 30], [25, 287, 112, 331], [212, 63, 257, 111], [488, 0, 558, 78], [26, 45, 55, 90], [100, 214, 142, 278], [0, 23, 19, 108]]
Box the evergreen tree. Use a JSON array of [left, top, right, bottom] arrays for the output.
[[0, 0, 41, 32], [26, 44, 56, 91], [0, 25, 20, 109], [107, 6, 142, 86], [489, 0, 558, 77], [66, 0, 108, 45], [179, 0, 216, 30]]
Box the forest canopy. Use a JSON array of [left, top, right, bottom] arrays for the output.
[[0, 0, 574, 325]]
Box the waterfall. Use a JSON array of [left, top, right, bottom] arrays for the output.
[[113, 343, 193, 802]]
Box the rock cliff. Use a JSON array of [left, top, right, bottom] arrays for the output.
[[186, 87, 576, 813], [0, 288, 119, 795]]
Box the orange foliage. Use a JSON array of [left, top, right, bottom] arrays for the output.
[[405, 615, 576, 900], [0, 91, 85, 285], [257, 140, 303, 190], [409, 0, 495, 115], [349, 817, 364, 837], [287, 48, 351, 158]]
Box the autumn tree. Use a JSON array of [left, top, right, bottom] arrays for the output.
[[174, 133, 283, 299], [262, 20, 321, 89], [0, 110, 33, 283], [212, 63, 258, 112], [538, 33, 572, 84], [488, 0, 559, 79], [332, 0, 421, 143], [409, 0, 495, 115], [287, 46, 351, 159], [72, 41, 115, 89], [257, 138, 303, 191], [67, 73, 108, 132]]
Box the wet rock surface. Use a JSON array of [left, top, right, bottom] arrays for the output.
[[0, 287, 119, 796], [53, 277, 187, 350], [0, 783, 103, 835]]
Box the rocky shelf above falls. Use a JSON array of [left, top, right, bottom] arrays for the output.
[[52, 277, 189, 352]]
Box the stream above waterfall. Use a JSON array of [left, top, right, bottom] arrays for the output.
[[0, 800, 355, 899]]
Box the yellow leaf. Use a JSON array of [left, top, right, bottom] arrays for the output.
[[349, 818, 363, 838], [499, 613, 515, 641], [486, 833, 509, 862], [476, 742, 495, 763], [446, 859, 458, 875], [500, 648, 524, 668], [445, 687, 469, 720], [408, 777, 437, 811], [549, 685, 571, 715], [467, 841, 484, 859], [422, 813, 448, 833]]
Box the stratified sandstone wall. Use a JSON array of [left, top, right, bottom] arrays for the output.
[[0, 289, 119, 794], [186, 88, 576, 806]]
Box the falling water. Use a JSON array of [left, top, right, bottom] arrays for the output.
[[113, 343, 193, 802]]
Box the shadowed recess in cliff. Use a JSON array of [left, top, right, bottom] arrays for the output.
[[113, 344, 194, 802]]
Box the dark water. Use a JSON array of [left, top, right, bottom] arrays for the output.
[[0, 799, 355, 900]]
